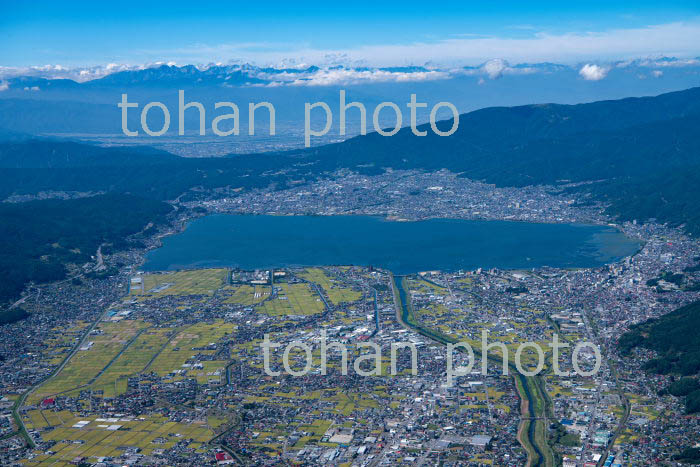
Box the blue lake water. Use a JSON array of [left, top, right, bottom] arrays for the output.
[[143, 215, 641, 274]]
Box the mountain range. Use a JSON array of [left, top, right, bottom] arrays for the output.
[[1, 85, 700, 306], [2, 59, 700, 142], [1, 86, 699, 234]]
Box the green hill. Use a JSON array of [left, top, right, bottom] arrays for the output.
[[2, 87, 700, 233], [0, 194, 172, 305], [619, 300, 700, 413], [619, 300, 700, 376]]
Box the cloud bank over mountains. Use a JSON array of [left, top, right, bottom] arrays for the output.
[[243, 20, 700, 67], [2, 18, 700, 87], [0, 56, 698, 89]]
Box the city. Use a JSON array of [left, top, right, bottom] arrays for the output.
[[0, 170, 698, 465]]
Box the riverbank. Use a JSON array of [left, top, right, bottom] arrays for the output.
[[391, 273, 556, 467]]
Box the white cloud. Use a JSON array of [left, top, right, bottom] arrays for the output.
[[0, 81, 8, 91], [579, 64, 609, 81], [0, 56, 698, 88], [138, 20, 700, 67], [0, 62, 190, 82], [261, 68, 451, 86], [0, 59, 697, 87], [1, 20, 699, 85], [482, 59, 508, 79]]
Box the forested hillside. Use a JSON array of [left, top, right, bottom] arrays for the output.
[[619, 300, 700, 413], [0, 194, 172, 304]]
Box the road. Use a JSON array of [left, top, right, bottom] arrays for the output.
[[8, 242, 108, 311], [579, 308, 630, 467], [11, 306, 110, 447], [390, 274, 554, 467]]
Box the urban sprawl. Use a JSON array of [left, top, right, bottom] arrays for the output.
[[1, 170, 699, 466]]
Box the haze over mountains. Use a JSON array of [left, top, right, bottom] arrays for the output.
[[1, 58, 700, 155], [1, 86, 700, 236], [2, 57, 699, 87]]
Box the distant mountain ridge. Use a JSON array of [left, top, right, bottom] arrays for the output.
[[2, 58, 700, 141], [0, 140, 178, 169], [271, 87, 700, 184], [1, 86, 700, 234], [2, 57, 699, 87]]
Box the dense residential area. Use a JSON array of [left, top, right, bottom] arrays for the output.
[[0, 166, 698, 466], [2, 21, 700, 462]]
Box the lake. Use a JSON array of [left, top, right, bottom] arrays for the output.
[[143, 215, 641, 274]]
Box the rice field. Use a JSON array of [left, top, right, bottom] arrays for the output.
[[298, 268, 363, 305], [129, 268, 228, 299], [145, 321, 236, 378], [222, 284, 269, 305], [259, 283, 325, 316], [28, 320, 148, 405], [24, 414, 215, 465], [88, 327, 174, 397], [21, 266, 379, 464], [41, 321, 91, 366], [29, 317, 237, 406]]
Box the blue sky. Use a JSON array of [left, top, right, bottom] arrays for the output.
[[2, 0, 700, 67]]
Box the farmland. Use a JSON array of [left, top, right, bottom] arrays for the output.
[[129, 268, 228, 299], [23, 412, 215, 465]]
